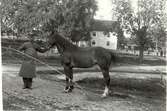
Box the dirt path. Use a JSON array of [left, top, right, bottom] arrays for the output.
[[2, 64, 166, 111]]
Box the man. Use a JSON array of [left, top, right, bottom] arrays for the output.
[[19, 38, 49, 89]]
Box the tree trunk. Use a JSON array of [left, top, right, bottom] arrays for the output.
[[139, 45, 144, 63], [136, 26, 148, 63]]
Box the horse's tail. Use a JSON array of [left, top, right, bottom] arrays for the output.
[[109, 49, 118, 64]]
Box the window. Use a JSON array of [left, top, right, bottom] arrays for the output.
[[106, 41, 110, 46], [107, 33, 110, 37], [92, 32, 96, 36], [113, 32, 117, 36], [103, 32, 110, 37], [103, 31, 107, 35], [92, 40, 96, 45]]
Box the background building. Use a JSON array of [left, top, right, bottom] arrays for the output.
[[90, 31, 117, 50], [79, 20, 118, 50]]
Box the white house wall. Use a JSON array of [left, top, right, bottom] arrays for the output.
[[91, 31, 117, 50]]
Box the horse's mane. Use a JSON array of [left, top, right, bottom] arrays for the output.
[[51, 32, 78, 49]]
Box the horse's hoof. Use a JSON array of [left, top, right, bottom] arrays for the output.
[[64, 87, 69, 93], [64, 87, 73, 93], [101, 94, 107, 98], [70, 86, 74, 90], [64, 86, 69, 90], [101, 92, 109, 98], [64, 89, 69, 93]]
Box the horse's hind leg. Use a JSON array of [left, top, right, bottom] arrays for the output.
[[64, 64, 74, 93], [100, 67, 110, 97]]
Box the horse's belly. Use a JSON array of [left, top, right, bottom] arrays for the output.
[[73, 56, 96, 68]]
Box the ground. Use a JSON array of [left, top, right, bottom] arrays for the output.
[[2, 63, 166, 111]]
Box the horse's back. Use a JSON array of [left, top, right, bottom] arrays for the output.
[[63, 46, 114, 68], [91, 47, 115, 67], [74, 46, 112, 59]]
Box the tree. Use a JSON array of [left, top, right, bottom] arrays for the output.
[[1, 0, 18, 35], [112, 22, 125, 49], [149, 0, 167, 50], [113, 0, 166, 62], [1, 0, 97, 42]]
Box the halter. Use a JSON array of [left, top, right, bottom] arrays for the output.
[[48, 33, 77, 54]]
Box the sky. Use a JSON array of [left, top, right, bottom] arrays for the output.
[[94, 0, 113, 20], [94, 0, 138, 20], [94, 0, 139, 37]]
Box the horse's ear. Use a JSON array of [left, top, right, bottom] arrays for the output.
[[50, 31, 54, 36], [52, 30, 58, 34]]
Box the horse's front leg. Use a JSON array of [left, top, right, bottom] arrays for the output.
[[63, 64, 74, 93]]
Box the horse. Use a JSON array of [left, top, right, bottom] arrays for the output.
[[47, 32, 117, 97]]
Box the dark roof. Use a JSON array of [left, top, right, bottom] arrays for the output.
[[90, 20, 118, 32]]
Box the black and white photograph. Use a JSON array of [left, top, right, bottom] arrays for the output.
[[1, 0, 167, 110]]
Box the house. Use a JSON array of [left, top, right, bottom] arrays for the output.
[[79, 20, 118, 50], [90, 31, 117, 50]]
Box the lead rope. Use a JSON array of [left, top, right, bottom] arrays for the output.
[[2, 46, 103, 97]]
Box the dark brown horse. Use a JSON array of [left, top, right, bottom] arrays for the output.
[[48, 32, 117, 97]]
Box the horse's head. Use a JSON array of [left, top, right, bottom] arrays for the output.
[[34, 39, 49, 50], [47, 32, 68, 53], [48, 32, 67, 45], [34, 39, 45, 45], [47, 32, 59, 48], [47, 32, 76, 53]]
